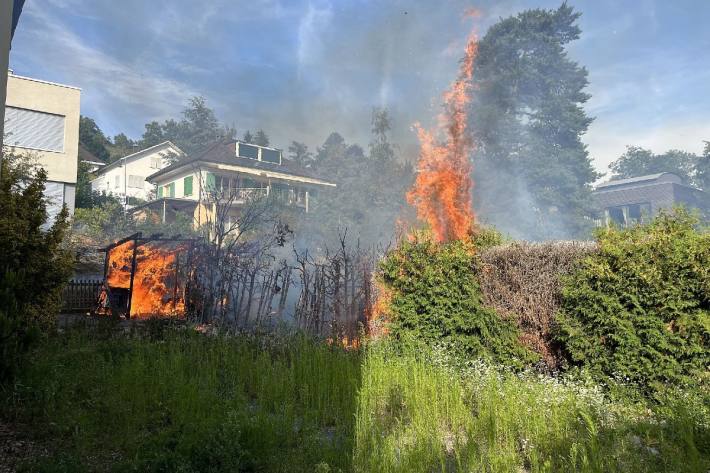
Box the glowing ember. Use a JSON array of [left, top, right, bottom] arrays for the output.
[[406, 14, 479, 243]]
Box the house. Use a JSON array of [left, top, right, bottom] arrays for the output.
[[132, 139, 336, 228], [592, 172, 709, 227], [79, 143, 107, 173], [90, 141, 184, 206], [4, 72, 81, 220]]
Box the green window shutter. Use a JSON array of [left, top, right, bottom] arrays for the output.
[[157, 185, 163, 198], [169, 183, 175, 198], [206, 172, 215, 192], [184, 176, 193, 196]]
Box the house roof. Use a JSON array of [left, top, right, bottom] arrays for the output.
[[147, 140, 335, 186], [595, 172, 682, 190], [94, 141, 184, 175], [78, 143, 106, 165]]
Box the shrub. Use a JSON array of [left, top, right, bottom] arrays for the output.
[[477, 241, 596, 368], [556, 210, 710, 394], [377, 232, 536, 367], [0, 149, 73, 381]]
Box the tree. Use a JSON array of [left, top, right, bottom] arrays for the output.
[[470, 3, 599, 240], [369, 107, 395, 164], [303, 111, 412, 247], [253, 130, 270, 147], [109, 132, 137, 162], [74, 161, 117, 209], [609, 146, 699, 186], [0, 146, 73, 380], [242, 130, 254, 144], [697, 141, 710, 191], [79, 116, 111, 163], [287, 141, 314, 168], [139, 96, 233, 156]]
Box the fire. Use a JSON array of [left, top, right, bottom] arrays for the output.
[[367, 279, 392, 339], [365, 11, 481, 337], [406, 17, 479, 243], [100, 238, 190, 319]]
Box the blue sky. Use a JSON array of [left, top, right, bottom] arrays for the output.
[[9, 0, 710, 175]]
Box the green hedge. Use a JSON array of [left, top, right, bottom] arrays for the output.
[[378, 233, 536, 368], [556, 210, 709, 393]]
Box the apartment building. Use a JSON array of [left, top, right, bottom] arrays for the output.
[[4, 72, 80, 220]]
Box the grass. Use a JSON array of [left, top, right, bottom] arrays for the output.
[[2, 325, 708, 472], [4, 323, 361, 472]]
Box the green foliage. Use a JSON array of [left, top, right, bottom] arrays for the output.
[[303, 109, 413, 247], [8, 329, 360, 472], [471, 3, 599, 240], [72, 199, 196, 245], [74, 161, 118, 209], [556, 210, 710, 394], [79, 116, 111, 163], [5, 329, 707, 472], [378, 234, 535, 367], [288, 141, 315, 168], [141, 96, 235, 156], [355, 342, 708, 473], [696, 141, 710, 192], [0, 149, 73, 381], [609, 145, 700, 187]]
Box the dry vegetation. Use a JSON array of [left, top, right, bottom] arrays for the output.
[[477, 241, 597, 367]]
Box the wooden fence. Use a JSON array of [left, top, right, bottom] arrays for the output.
[[61, 279, 103, 314]]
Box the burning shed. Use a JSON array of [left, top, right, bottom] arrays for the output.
[[96, 232, 196, 319]]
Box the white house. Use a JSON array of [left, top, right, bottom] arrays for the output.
[[132, 139, 336, 228], [4, 72, 81, 220], [90, 141, 184, 205]]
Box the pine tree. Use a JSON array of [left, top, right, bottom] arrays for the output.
[[471, 4, 598, 239]]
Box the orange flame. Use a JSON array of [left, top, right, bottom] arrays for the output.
[[406, 21, 479, 243], [103, 239, 188, 319]]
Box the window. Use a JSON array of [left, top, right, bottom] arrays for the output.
[[4, 107, 65, 152], [608, 207, 625, 226], [162, 183, 175, 198], [261, 148, 281, 164], [128, 175, 144, 188], [150, 157, 162, 169], [184, 176, 193, 196], [114, 175, 120, 188], [238, 143, 259, 160]]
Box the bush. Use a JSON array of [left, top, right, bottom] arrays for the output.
[[0, 149, 73, 381], [556, 210, 710, 394], [477, 241, 596, 368], [377, 232, 536, 367]]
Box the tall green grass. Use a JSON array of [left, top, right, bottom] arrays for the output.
[[354, 342, 709, 473], [3, 328, 707, 472], [5, 326, 360, 472]]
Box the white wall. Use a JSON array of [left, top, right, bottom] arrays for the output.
[[91, 143, 179, 203], [5, 74, 81, 185]]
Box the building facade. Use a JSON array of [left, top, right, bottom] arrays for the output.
[[90, 141, 183, 206], [592, 172, 709, 227], [4, 72, 81, 220], [134, 140, 335, 229]]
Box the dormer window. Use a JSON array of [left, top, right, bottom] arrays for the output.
[[237, 142, 259, 160], [261, 148, 281, 164], [236, 142, 282, 165]]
